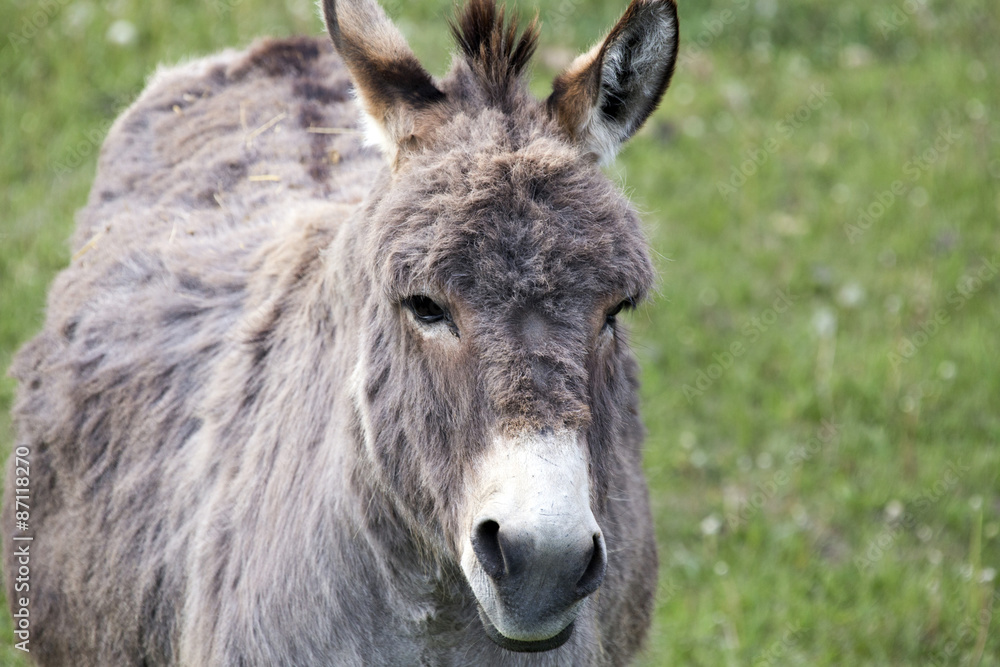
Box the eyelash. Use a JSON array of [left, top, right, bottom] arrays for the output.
[[403, 295, 448, 324], [605, 297, 637, 328], [402, 295, 461, 338]]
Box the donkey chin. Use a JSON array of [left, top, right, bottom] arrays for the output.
[[459, 430, 607, 652]]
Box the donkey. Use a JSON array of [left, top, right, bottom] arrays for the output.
[[4, 0, 679, 664]]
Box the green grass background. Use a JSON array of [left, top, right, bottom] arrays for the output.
[[1, 0, 998, 664]]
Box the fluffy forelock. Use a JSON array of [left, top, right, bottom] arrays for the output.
[[449, 0, 540, 106]]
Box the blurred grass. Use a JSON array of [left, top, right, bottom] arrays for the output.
[[1, 0, 998, 664]]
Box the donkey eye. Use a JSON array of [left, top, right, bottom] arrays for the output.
[[404, 295, 448, 324], [605, 297, 636, 328]]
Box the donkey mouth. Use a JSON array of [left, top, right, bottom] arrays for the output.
[[476, 606, 574, 653]]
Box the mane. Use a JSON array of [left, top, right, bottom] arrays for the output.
[[450, 0, 539, 104]]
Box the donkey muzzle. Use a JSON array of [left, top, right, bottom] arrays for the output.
[[461, 430, 606, 652]]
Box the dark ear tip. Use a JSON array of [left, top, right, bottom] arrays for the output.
[[639, 0, 680, 52], [636, 0, 679, 25], [645, 0, 679, 19], [322, 0, 341, 44]]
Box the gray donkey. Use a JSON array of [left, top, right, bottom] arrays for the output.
[[3, 0, 678, 664]]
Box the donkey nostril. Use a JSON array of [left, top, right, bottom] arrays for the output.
[[575, 534, 607, 598], [472, 520, 506, 580]]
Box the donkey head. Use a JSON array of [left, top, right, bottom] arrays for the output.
[[323, 0, 678, 652]]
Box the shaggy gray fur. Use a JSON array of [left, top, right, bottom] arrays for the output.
[[4, 1, 679, 664]]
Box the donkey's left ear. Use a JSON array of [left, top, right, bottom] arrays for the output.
[[547, 0, 679, 164], [322, 0, 445, 160]]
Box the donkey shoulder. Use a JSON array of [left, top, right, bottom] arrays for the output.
[[77, 36, 375, 249]]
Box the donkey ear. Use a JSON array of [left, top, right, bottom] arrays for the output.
[[546, 0, 679, 164], [322, 0, 445, 158]]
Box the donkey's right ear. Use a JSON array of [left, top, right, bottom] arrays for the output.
[[547, 0, 679, 164], [322, 0, 445, 159]]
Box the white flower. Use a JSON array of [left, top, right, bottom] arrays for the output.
[[106, 19, 137, 46], [700, 515, 722, 537]]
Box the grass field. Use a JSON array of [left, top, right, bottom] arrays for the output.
[[1, 0, 998, 664]]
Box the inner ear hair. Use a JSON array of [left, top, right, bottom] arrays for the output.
[[547, 0, 679, 164]]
